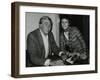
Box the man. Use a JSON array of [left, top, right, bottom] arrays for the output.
[[26, 16, 65, 67]]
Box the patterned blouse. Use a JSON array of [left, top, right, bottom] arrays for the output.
[[60, 27, 87, 56]]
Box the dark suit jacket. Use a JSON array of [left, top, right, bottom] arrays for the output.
[[26, 29, 60, 67]]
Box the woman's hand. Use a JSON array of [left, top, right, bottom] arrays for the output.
[[80, 54, 87, 60]]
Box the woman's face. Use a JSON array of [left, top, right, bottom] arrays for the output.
[[61, 18, 69, 30]]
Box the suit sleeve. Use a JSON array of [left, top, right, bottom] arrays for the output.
[[27, 33, 46, 66]]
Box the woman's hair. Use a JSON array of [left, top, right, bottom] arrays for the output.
[[59, 16, 71, 32], [60, 16, 71, 25]]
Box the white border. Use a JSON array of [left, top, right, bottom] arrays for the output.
[[19, 6, 96, 74]]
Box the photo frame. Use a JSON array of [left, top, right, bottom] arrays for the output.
[[11, 2, 98, 78]]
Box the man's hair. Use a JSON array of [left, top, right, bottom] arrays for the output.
[[39, 16, 53, 27]]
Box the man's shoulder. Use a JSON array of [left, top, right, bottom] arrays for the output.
[[30, 28, 39, 34], [27, 28, 39, 38]]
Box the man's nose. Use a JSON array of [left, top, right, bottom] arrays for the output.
[[45, 23, 49, 26]]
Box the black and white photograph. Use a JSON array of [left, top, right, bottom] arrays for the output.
[[26, 13, 89, 67], [11, 2, 97, 78]]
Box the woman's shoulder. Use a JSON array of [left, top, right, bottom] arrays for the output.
[[70, 26, 80, 34], [70, 26, 79, 31]]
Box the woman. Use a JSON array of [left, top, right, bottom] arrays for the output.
[[60, 17, 88, 64]]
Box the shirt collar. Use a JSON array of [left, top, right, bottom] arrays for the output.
[[39, 29, 48, 38]]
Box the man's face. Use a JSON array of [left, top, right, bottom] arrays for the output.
[[40, 18, 51, 35], [61, 18, 69, 30]]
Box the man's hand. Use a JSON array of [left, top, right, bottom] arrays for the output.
[[44, 59, 51, 66]]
